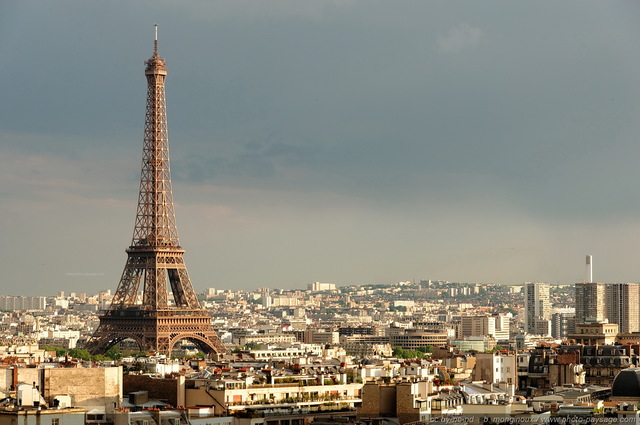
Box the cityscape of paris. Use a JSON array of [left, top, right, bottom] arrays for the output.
[[3, 1, 640, 424]]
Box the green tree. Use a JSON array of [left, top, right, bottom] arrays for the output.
[[392, 346, 425, 359], [243, 343, 261, 350], [41, 346, 66, 357], [418, 345, 433, 354], [67, 348, 92, 361], [105, 346, 122, 360], [485, 345, 505, 354]]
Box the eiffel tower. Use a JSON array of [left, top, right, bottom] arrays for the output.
[[86, 27, 226, 356]]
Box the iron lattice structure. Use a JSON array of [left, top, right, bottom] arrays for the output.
[[86, 31, 226, 356]]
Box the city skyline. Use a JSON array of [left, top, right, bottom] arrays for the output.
[[3, 2, 640, 295]]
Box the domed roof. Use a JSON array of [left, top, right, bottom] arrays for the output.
[[612, 367, 640, 397]]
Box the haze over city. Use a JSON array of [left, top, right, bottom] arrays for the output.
[[2, 1, 640, 296]]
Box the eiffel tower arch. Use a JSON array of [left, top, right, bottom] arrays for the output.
[[85, 26, 226, 356]]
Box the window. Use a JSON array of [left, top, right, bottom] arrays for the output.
[[52, 419, 60, 425]]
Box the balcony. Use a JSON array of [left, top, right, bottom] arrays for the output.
[[226, 395, 362, 413], [233, 403, 357, 418]]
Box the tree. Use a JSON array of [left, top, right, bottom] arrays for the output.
[[418, 345, 433, 354], [389, 305, 407, 312], [242, 343, 261, 351], [67, 348, 92, 361], [105, 346, 122, 360], [485, 345, 505, 354], [392, 346, 425, 359], [41, 346, 66, 357]]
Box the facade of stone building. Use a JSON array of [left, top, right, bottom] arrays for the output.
[[187, 380, 362, 418], [0, 366, 122, 412], [41, 367, 122, 412], [520, 344, 638, 389], [581, 344, 638, 386], [388, 327, 448, 350], [473, 352, 516, 386], [567, 322, 619, 345], [0, 408, 86, 425], [520, 346, 585, 392], [357, 381, 432, 424], [124, 374, 186, 408]]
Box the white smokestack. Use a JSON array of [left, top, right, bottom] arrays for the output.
[[585, 255, 592, 283]]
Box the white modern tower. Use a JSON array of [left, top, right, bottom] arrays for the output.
[[524, 282, 551, 335]]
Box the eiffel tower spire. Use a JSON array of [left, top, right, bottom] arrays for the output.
[[86, 26, 226, 356]]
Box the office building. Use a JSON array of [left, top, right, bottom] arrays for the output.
[[461, 315, 496, 339], [606, 283, 640, 333], [524, 282, 551, 335], [551, 311, 576, 339], [575, 282, 606, 324]]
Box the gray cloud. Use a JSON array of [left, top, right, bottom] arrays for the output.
[[2, 1, 640, 294], [437, 24, 483, 52]]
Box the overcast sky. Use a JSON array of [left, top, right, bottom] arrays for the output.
[[2, 1, 640, 296]]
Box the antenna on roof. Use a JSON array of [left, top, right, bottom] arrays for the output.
[[154, 24, 158, 53]]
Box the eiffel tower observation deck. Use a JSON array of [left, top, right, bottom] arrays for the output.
[[86, 26, 226, 356]]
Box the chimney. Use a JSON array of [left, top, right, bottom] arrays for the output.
[[11, 367, 17, 392], [585, 255, 592, 283]]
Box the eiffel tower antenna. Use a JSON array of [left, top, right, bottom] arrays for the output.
[[86, 26, 226, 356]]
